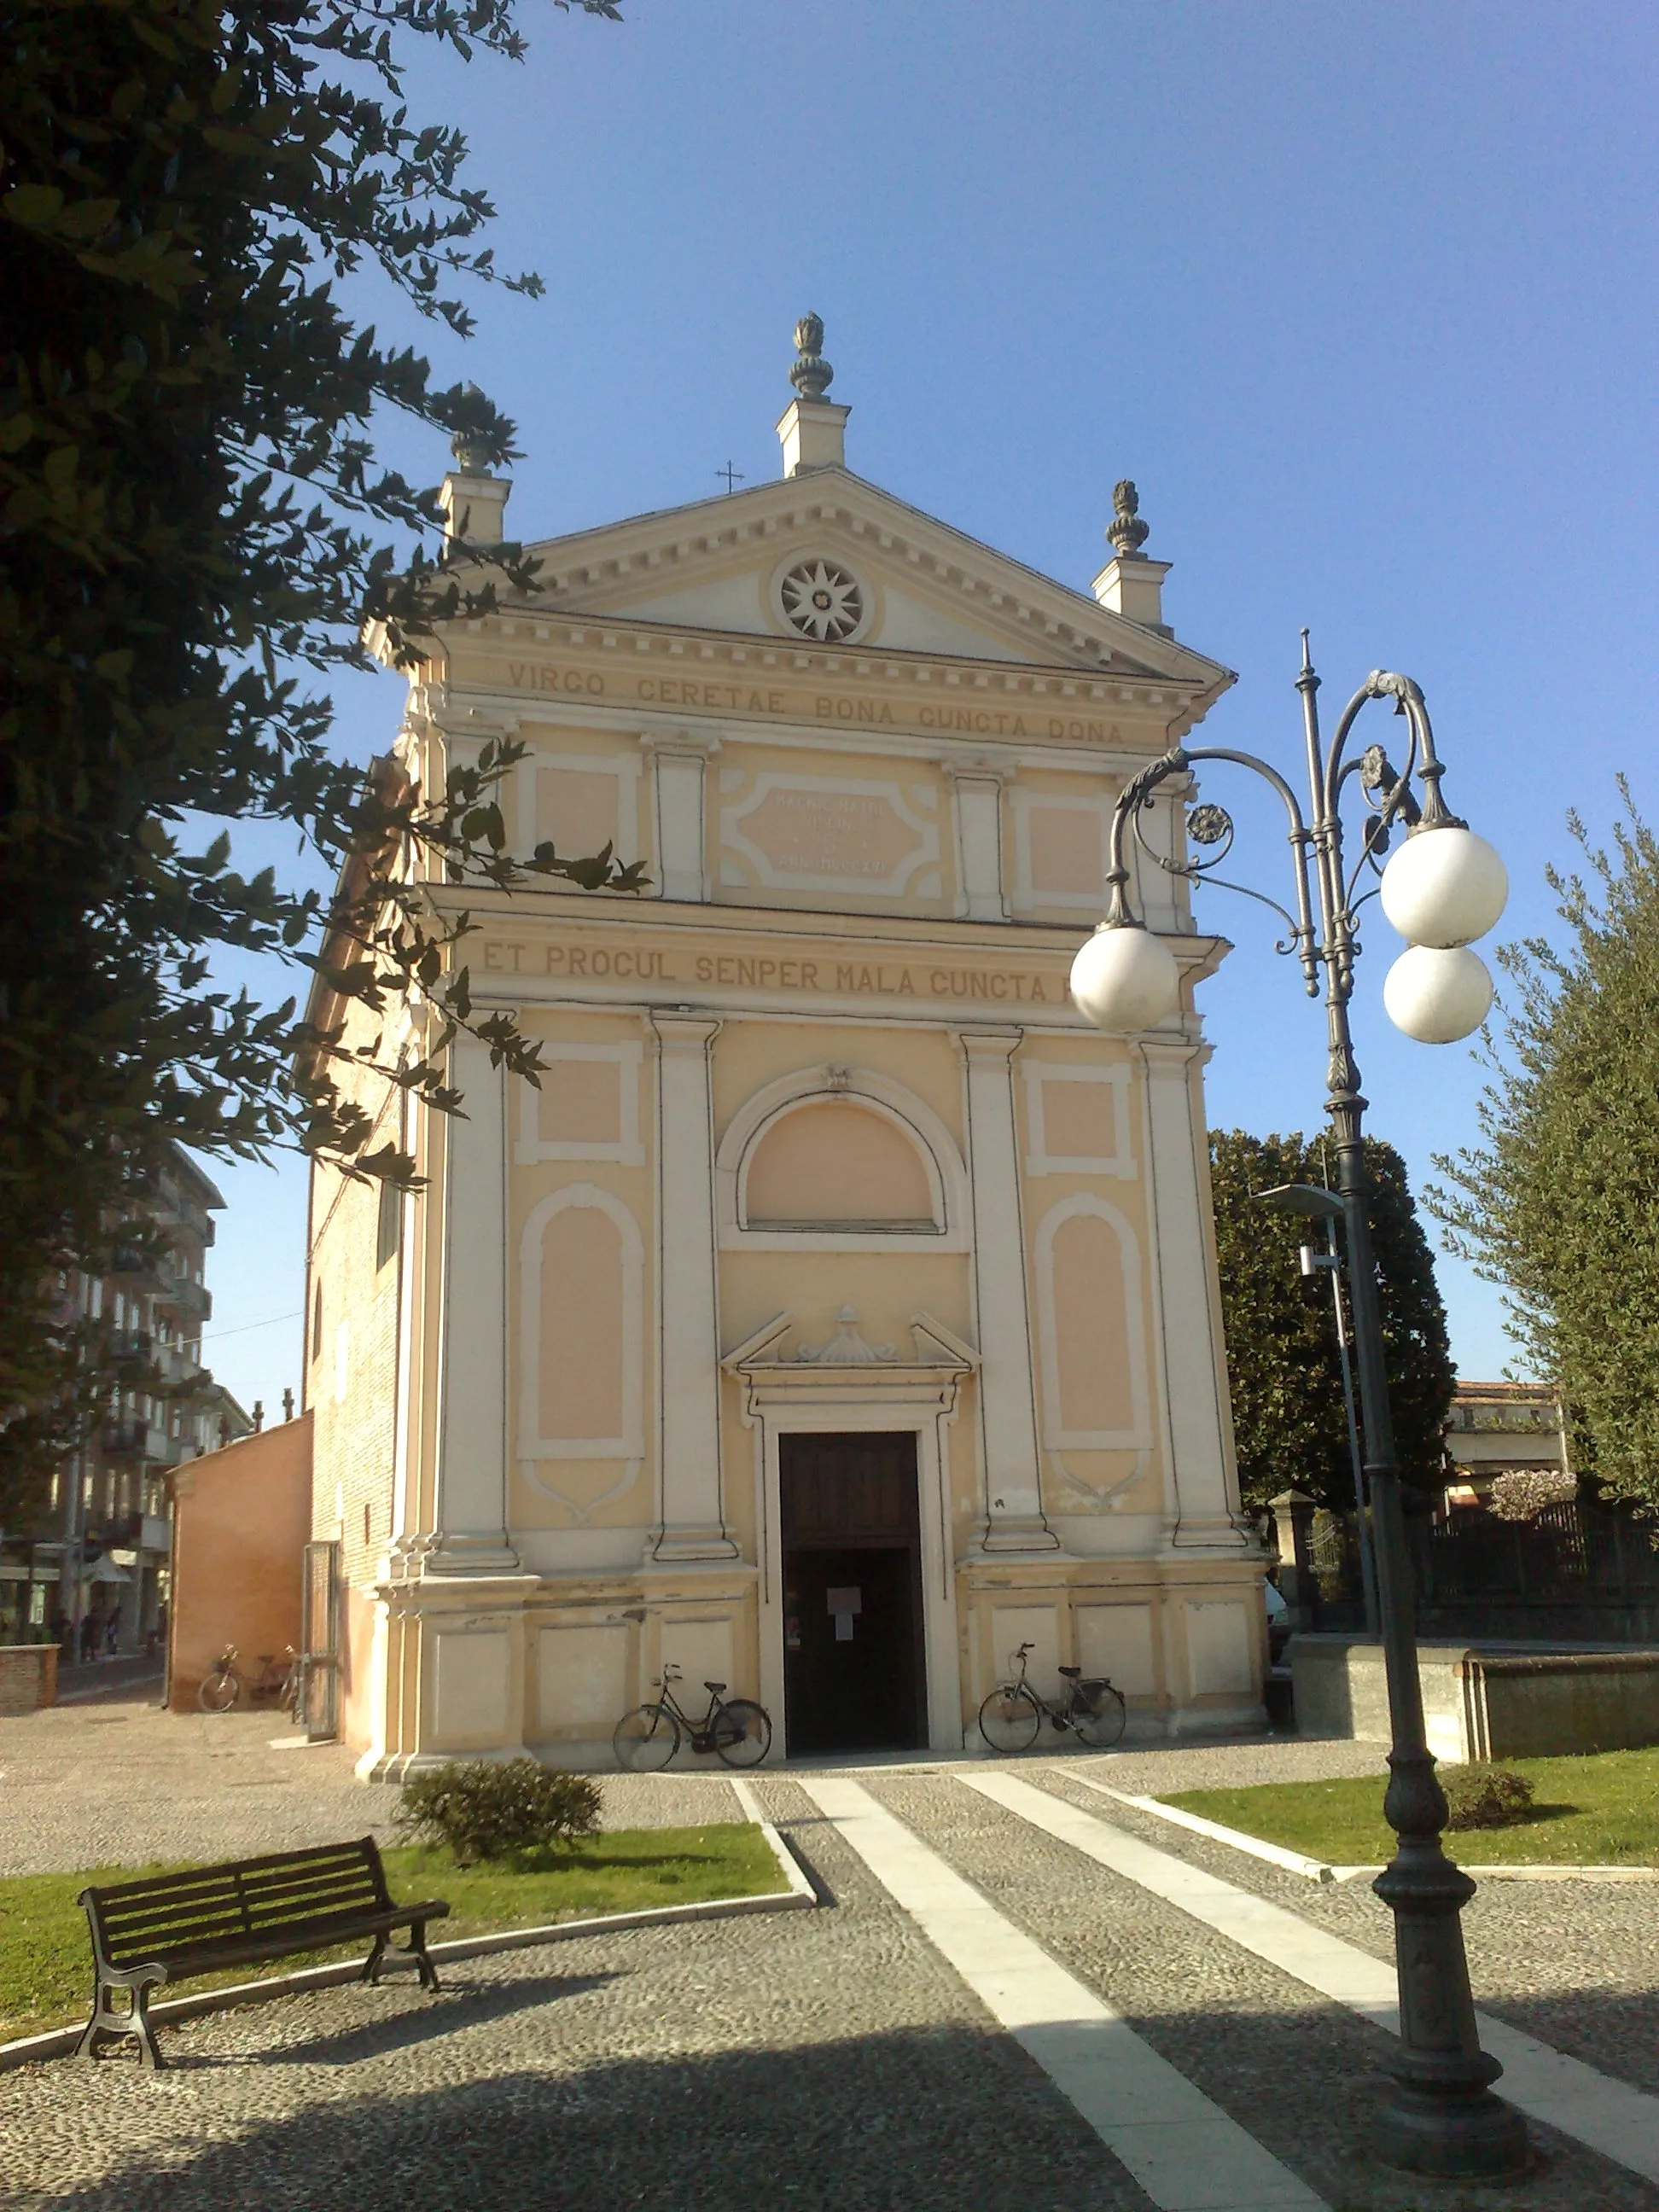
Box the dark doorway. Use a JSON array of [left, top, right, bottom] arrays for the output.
[[780, 1431, 925, 1755]]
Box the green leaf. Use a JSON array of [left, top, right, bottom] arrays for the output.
[[3, 184, 64, 227]]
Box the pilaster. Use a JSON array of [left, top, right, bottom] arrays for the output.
[[649, 1011, 736, 1560], [947, 763, 1010, 923], [958, 1027, 1057, 1553], [1134, 1035, 1249, 1557], [642, 734, 718, 903], [426, 1033, 520, 1574]]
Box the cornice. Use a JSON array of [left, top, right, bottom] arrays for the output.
[[429, 608, 1219, 731], [508, 469, 1232, 697]]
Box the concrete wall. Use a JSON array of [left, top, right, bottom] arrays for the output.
[[1468, 1651, 1659, 1760], [168, 1416, 313, 1709], [0, 1644, 57, 1714], [1290, 1633, 1659, 1761]]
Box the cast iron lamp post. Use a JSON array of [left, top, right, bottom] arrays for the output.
[[1070, 637, 1527, 2180], [1257, 1179, 1379, 1639]]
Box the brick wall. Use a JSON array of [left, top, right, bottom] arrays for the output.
[[0, 1644, 58, 1714]]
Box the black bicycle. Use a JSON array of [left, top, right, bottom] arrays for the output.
[[613, 1664, 773, 1771], [979, 1640, 1126, 1753]]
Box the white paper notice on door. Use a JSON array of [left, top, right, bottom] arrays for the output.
[[827, 1586, 861, 1642]]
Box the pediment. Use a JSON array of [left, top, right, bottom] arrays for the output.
[[507, 469, 1229, 696]]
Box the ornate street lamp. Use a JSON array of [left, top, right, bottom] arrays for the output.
[[1071, 636, 1526, 2180]]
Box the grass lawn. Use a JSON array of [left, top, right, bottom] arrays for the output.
[[1163, 1746, 1659, 1867], [0, 1821, 783, 2042]]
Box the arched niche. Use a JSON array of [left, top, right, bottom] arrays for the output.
[[716, 1068, 969, 1251], [517, 1183, 644, 1467], [1034, 1193, 1151, 1451]]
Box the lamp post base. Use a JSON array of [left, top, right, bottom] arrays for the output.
[[1373, 2084, 1530, 2180], [1371, 1818, 1531, 2180]]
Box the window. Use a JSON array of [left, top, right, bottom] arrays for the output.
[[311, 1282, 323, 1360], [375, 1175, 401, 1272]]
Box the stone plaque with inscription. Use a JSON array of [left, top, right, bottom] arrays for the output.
[[722, 775, 940, 896]]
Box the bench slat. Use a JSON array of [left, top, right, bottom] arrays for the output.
[[78, 1838, 448, 2068], [87, 1839, 378, 1906], [83, 1837, 404, 1967]]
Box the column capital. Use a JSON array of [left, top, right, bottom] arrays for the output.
[[637, 728, 722, 760], [956, 1025, 1023, 1062], [1132, 1033, 1213, 1071], [649, 1010, 722, 1051]]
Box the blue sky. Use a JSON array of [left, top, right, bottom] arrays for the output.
[[198, 0, 1659, 1417]]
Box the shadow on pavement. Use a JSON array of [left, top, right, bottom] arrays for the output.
[[250, 1969, 621, 2069], [26, 2023, 1147, 2212]]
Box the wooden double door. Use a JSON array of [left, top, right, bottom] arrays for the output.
[[780, 1431, 925, 1755]]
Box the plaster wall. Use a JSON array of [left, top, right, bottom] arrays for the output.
[[168, 1416, 312, 1709], [315, 467, 1264, 1777]]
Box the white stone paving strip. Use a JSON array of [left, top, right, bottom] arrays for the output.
[[799, 1775, 1328, 2212], [965, 1768, 1659, 2190]]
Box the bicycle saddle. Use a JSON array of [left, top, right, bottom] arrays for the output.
[[704, 1679, 726, 1693], [1058, 1664, 1081, 1678]]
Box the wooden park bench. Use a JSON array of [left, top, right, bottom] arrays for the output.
[[76, 1836, 450, 2069]]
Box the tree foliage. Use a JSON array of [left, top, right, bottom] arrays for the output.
[[1428, 788, 1659, 1514], [0, 0, 627, 1515], [1210, 1129, 1455, 1514]]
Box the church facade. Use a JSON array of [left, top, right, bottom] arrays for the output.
[[306, 323, 1266, 1774]]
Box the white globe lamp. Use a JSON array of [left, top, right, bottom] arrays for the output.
[[1069, 923, 1181, 1033], [1383, 944, 1493, 1044], [1380, 824, 1508, 948]]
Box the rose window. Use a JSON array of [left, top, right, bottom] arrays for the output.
[[779, 559, 864, 643]]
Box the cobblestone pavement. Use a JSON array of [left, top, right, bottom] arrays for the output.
[[1040, 1760, 1659, 2103], [2, 1780, 1153, 2212], [5, 1703, 1657, 2209], [0, 1685, 742, 1873], [836, 1769, 1659, 2212]]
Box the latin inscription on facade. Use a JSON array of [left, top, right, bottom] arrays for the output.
[[498, 661, 1121, 746], [480, 936, 1057, 1004]]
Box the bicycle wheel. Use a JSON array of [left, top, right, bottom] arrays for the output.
[[197, 1668, 240, 1714], [614, 1703, 681, 1772], [1072, 1681, 1126, 1749], [978, 1684, 1041, 1754], [713, 1699, 772, 1768]]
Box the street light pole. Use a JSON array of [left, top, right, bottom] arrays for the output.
[[1255, 1184, 1378, 1639], [1069, 637, 1526, 2179], [1320, 1217, 1380, 1640]]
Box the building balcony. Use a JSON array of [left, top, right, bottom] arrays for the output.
[[102, 1419, 149, 1458], [109, 1245, 167, 1294], [109, 1330, 154, 1364], [158, 1274, 212, 1322], [89, 1512, 142, 1553]]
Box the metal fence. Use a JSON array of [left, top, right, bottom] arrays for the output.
[[1303, 1497, 1659, 1643]]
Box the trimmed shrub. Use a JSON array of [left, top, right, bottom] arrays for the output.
[[1440, 1765, 1534, 1831], [395, 1758, 602, 1866]]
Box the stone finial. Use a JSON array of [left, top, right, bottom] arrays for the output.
[[794, 1306, 896, 1365], [790, 313, 834, 401], [1107, 478, 1150, 560], [449, 381, 495, 474]]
